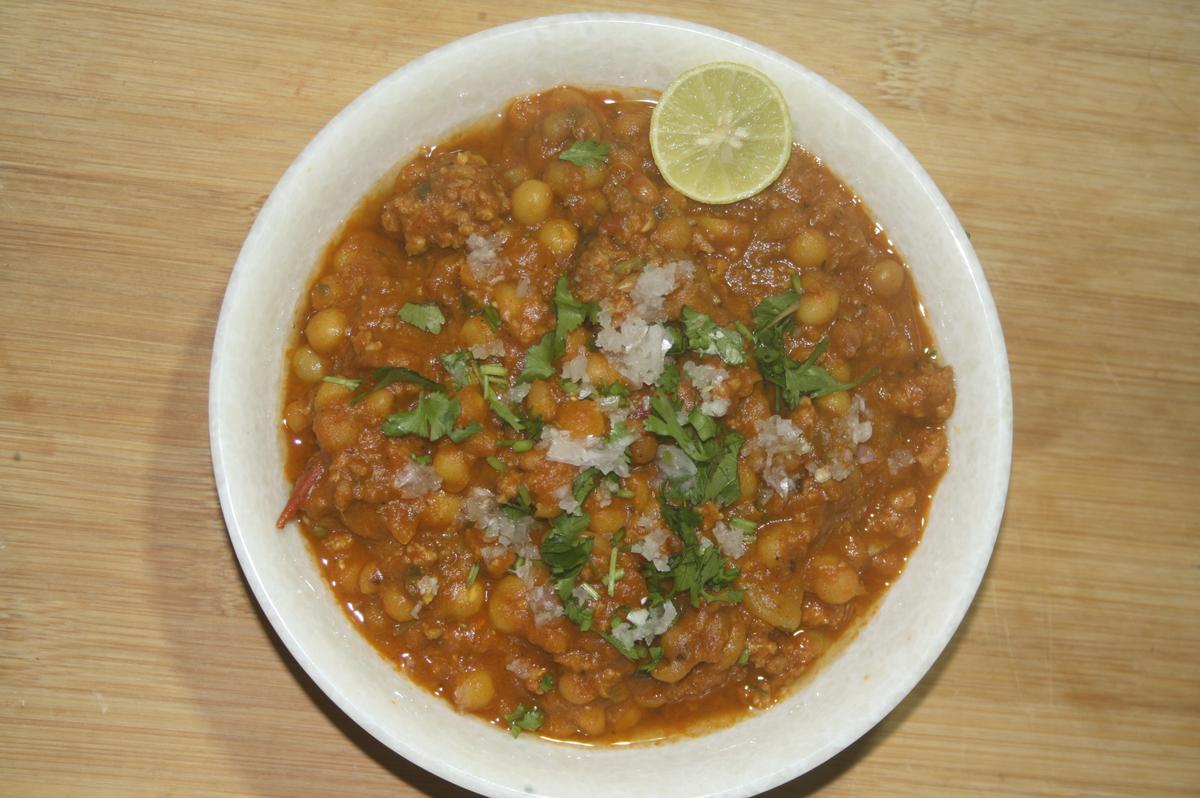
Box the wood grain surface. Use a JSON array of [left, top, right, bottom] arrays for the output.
[[2, 1, 1197, 796]]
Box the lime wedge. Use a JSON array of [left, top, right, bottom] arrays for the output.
[[650, 62, 793, 205]]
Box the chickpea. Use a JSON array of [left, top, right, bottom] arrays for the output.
[[807, 553, 863, 605], [585, 353, 623, 385], [537, 219, 579, 258], [526, 380, 558, 421], [608, 702, 643, 734], [358, 561, 383, 595], [542, 159, 582, 196], [869, 258, 906, 297], [446, 579, 485, 620], [511, 179, 553, 226], [380, 584, 416, 622], [558, 672, 598, 706], [787, 229, 829, 269], [743, 580, 805, 631], [421, 492, 462, 529], [816, 391, 851, 415], [762, 206, 803, 241], [304, 307, 348, 354], [625, 173, 660, 205], [491, 281, 522, 326], [460, 315, 498, 348], [574, 704, 607, 737], [487, 574, 530, 634], [652, 216, 692, 251], [453, 670, 496, 711], [291, 346, 325, 383], [432, 446, 470, 493], [795, 274, 840, 327], [590, 504, 627, 537], [362, 388, 394, 419], [312, 410, 358, 452], [457, 386, 488, 424], [501, 164, 532, 190], [313, 380, 353, 410], [581, 163, 607, 189], [628, 433, 658, 466], [556, 399, 606, 438], [697, 216, 751, 248], [283, 401, 310, 432]]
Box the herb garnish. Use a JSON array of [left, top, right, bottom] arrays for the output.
[[398, 302, 445, 334], [353, 365, 443, 403], [321, 375, 362, 389], [381, 392, 480, 442], [504, 704, 544, 738], [558, 138, 610, 168], [681, 307, 746, 365]]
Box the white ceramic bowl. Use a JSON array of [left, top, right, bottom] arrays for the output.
[[210, 13, 1011, 798]]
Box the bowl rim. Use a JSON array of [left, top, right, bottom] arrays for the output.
[[209, 11, 1012, 798]]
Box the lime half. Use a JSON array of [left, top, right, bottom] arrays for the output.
[[650, 62, 793, 205]]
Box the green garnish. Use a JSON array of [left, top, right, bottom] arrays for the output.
[[604, 529, 626, 596], [647, 501, 743, 608], [410, 453, 432, 465], [482, 304, 502, 331], [381, 392, 479, 442], [398, 302, 445, 334], [553, 276, 598, 343], [439, 351, 473, 390], [519, 331, 560, 383], [571, 467, 600, 506], [738, 647, 751, 666], [499, 438, 535, 453], [558, 138, 610, 168], [541, 513, 593, 580], [614, 488, 635, 499], [353, 365, 443, 403], [466, 563, 480, 588], [537, 673, 555, 694], [658, 362, 680, 393], [681, 307, 746, 365], [504, 704, 544, 738], [750, 282, 876, 407], [322, 375, 362, 389], [486, 455, 507, 472], [730, 517, 758, 535]]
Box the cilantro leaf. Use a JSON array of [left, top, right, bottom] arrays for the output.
[[557, 577, 595, 631], [537, 673, 555, 694], [540, 513, 593, 581], [783, 338, 878, 400], [439, 351, 473, 390], [353, 365, 444, 404], [322, 375, 361, 389], [658, 362, 680, 393], [653, 500, 743, 608], [488, 397, 524, 432], [398, 302, 445, 334], [751, 277, 805, 332], [482, 305, 502, 331], [699, 432, 744, 506], [553, 276, 597, 343], [558, 138, 610, 168], [519, 331, 561, 383], [572, 467, 601, 506], [504, 704, 544, 738], [381, 392, 477, 442], [645, 393, 707, 462], [681, 307, 746, 365]]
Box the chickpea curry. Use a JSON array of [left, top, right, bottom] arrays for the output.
[[278, 86, 955, 743]]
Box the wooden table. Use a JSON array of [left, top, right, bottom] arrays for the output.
[[3, 2, 1197, 795]]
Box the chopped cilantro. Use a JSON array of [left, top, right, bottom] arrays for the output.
[[504, 704, 544, 738], [750, 280, 876, 406], [321, 375, 361, 389], [398, 302, 445, 334], [658, 362, 680, 393], [681, 307, 746, 365], [613, 488, 634, 499], [466, 563, 480, 588], [730, 517, 758, 535], [519, 331, 560, 383], [500, 438, 535, 452], [604, 529, 625, 596], [439, 351, 473, 390], [571, 467, 601, 505], [537, 673, 555, 694], [645, 393, 708, 462], [650, 500, 743, 608], [558, 138, 610, 168], [482, 304, 502, 331], [381, 392, 478, 442], [595, 382, 630, 399], [410, 453, 432, 465], [488, 397, 524, 432], [738, 647, 751, 666], [559, 378, 583, 397], [352, 365, 443, 404], [486, 455, 506, 472], [540, 513, 592, 581], [553, 276, 598, 342]]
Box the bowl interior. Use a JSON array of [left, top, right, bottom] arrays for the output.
[[210, 13, 1011, 798]]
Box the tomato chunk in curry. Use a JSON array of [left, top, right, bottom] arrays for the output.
[[279, 86, 955, 743]]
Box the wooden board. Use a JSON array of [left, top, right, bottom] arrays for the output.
[[1, 1, 1197, 795]]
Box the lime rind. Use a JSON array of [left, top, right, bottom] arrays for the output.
[[650, 62, 792, 204]]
